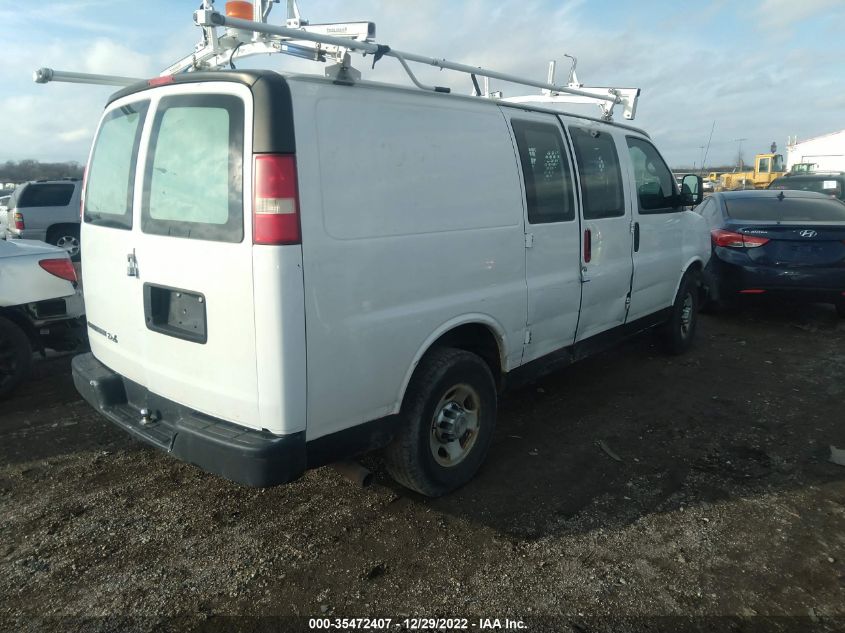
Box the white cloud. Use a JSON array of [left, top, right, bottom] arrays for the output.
[[81, 38, 155, 77], [757, 0, 842, 29], [58, 128, 93, 143], [0, 0, 843, 169]]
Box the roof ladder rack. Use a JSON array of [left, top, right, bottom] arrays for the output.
[[32, 0, 641, 121]]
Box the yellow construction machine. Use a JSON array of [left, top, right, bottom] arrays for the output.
[[719, 153, 786, 190]]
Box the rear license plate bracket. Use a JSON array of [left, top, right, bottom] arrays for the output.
[[143, 283, 207, 344]]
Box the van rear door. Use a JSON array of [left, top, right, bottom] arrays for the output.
[[83, 83, 261, 428], [82, 99, 150, 385]]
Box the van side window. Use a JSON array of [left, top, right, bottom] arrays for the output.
[[142, 94, 244, 243], [511, 120, 575, 223], [626, 137, 678, 213], [84, 101, 149, 230], [569, 126, 625, 219]]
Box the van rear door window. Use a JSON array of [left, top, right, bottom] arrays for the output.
[[142, 95, 244, 243], [569, 126, 625, 220], [18, 184, 75, 208], [85, 101, 149, 230], [511, 120, 576, 224]]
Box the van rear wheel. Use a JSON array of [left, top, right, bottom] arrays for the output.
[[0, 317, 33, 400], [384, 347, 497, 497]]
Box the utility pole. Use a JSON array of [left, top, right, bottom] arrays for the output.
[[734, 137, 748, 172]]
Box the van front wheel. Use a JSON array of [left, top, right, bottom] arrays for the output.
[[659, 271, 700, 355], [385, 347, 497, 497]]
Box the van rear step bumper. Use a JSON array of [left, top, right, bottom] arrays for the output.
[[71, 353, 306, 487]]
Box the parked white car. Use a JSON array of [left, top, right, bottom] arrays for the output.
[[0, 239, 85, 398], [0, 195, 11, 239], [72, 70, 709, 495]]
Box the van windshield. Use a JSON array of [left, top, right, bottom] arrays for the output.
[[85, 101, 149, 230]]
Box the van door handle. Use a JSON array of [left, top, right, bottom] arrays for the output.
[[584, 229, 592, 263], [127, 250, 139, 277], [633, 222, 640, 252]]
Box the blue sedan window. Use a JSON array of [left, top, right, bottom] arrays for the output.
[[725, 196, 845, 222]]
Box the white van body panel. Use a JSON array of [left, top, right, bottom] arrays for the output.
[[252, 245, 307, 435], [290, 79, 527, 440], [396, 312, 510, 410]]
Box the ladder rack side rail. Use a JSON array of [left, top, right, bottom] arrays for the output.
[[33, 68, 142, 87], [391, 50, 617, 104], [203, 12, 619, 105]]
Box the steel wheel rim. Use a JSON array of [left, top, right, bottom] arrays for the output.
[[680, 292, 694, 338], [56, 235, 80, 257], [429, 383, 481, 468]]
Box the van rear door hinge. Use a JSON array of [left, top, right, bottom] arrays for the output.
[[524, 329, 532, 345], [524, 233, 534, 248]]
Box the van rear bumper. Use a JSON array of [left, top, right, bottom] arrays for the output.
[[71, 352, 306, 487]]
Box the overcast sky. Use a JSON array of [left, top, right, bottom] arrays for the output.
[[1, 0, 843, 168]]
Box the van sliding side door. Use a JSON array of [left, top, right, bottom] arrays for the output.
[[566, 122, 635, 342], [506, 112, 582, 363]]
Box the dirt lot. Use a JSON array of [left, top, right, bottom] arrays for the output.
[[1, 304, 845, 633]]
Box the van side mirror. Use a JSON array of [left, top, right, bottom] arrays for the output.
[[680, 174, 703, 206]]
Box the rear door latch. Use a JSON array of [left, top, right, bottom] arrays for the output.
[[127, 250, 139, 277]]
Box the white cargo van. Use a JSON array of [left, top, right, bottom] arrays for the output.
[[72, 69, 709, 496]]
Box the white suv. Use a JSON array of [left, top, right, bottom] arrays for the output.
[[72, 70, 709, 495]]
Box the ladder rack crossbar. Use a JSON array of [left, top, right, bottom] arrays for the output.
[[203, 12, 620, 105]]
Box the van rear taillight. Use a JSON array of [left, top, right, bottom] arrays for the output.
[[253, 154, 300, 245], [13, 212, 24, 230], [39, 258, 77, 282]]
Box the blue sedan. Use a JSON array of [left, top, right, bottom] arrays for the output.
[[694, 190, 845, 315]]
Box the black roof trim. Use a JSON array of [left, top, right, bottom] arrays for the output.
[[106, 70, 295, 155], [106, 70, 273, 105]]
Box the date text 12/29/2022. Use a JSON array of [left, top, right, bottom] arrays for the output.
[[308, 618, 528, 630]]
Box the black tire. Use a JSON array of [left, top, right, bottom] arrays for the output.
[[384, 347, 497, 497], [659, 271, 700, 355], [0, 317, 33, 400], [836, 302, 845, 319], [47, 225, 81, 262]]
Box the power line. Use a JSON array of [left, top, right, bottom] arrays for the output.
[[700, 121, 716, 176]]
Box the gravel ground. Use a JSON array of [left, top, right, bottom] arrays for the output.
[[1, 302, 844, 633]]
